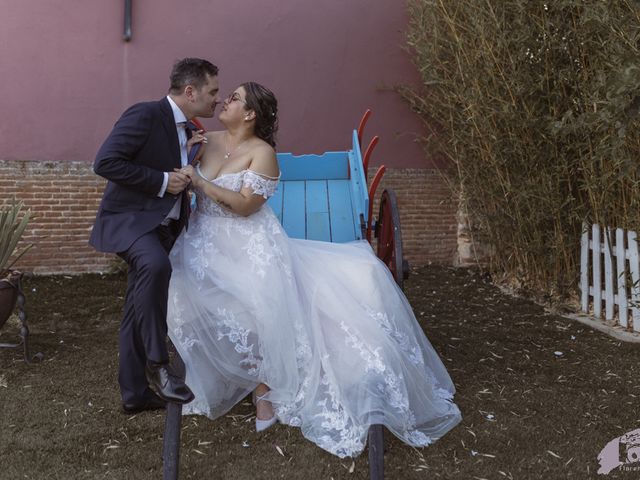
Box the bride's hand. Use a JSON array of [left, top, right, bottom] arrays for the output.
[[176, 165, 199, 188], [187, 130, 207, 149]]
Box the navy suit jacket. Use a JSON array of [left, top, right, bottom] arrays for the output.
[[89, 97, 188, 253]]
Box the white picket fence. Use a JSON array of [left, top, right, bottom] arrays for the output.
[[581, 223, 640, 331]]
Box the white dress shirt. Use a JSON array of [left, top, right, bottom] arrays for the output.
[[159, 96, 189, 221]]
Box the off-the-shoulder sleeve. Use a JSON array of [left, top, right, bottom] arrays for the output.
[[243, 170, 280, 199]]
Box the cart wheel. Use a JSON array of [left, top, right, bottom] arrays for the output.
[[375, 189, 409, 290]]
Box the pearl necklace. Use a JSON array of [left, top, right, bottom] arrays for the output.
[[224, 133, 249, 159]]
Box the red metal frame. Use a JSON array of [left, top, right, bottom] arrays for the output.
[[366, 165, 386, 242], [362, 136, 379, 182], [357, 109, 372, 148]]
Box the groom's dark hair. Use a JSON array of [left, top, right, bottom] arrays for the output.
[[169, 58, 219, 94]]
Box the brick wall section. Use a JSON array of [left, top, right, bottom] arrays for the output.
[[2, 160, 457, 274], [1, 160, 112, 274], [367, 167, 457, 266]]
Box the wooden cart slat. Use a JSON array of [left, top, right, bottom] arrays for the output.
[[305, 180, 331, 241], [280, 181, 306, 239], [327, 180, 356, 242], [277, 151, 349, 180]]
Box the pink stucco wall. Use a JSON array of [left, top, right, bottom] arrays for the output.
[[0, 1, 429, 167]]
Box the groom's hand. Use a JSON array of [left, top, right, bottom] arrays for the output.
[[167, 171, 190, 194]]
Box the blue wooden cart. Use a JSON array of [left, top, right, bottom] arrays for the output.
[[164, 111, 409, 480], [267, 110, 408, 286]]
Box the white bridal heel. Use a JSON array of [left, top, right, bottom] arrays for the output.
[[254, 393, 278, 432]]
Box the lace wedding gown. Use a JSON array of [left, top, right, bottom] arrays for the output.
[[167, 167, 461, 458]]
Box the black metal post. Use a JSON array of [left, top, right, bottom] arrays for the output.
[[163, 402, 182, 480], [123, 0, 132, 42], [368, 425, 385, 480], [16, 274, 43, 363], [360, 213, 367, 240], [163, 345, 185, 480]]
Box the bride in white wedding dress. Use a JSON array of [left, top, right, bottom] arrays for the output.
[[167, 82, 461, 458]]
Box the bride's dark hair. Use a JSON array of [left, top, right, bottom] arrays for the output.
[[241, 82, 278, 148]]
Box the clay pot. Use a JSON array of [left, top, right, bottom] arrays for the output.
[[0, 271, 21, 329]]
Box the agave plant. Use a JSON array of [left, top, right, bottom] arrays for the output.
[[0, 196, 33, 277]]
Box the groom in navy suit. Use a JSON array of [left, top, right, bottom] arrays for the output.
[[90, 58, 220, 413]]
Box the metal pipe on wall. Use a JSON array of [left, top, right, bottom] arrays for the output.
[[123, 0, 132, 41]]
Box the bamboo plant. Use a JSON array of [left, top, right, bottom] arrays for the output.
[[402, 0, 640, 298]]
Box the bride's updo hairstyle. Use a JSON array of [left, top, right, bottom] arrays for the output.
[[242, 82, 278, 148]]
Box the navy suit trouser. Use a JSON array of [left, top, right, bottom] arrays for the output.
[[117, 224, 176, 404]]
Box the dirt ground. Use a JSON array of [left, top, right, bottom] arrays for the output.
[[1, 264, 639, 480]]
